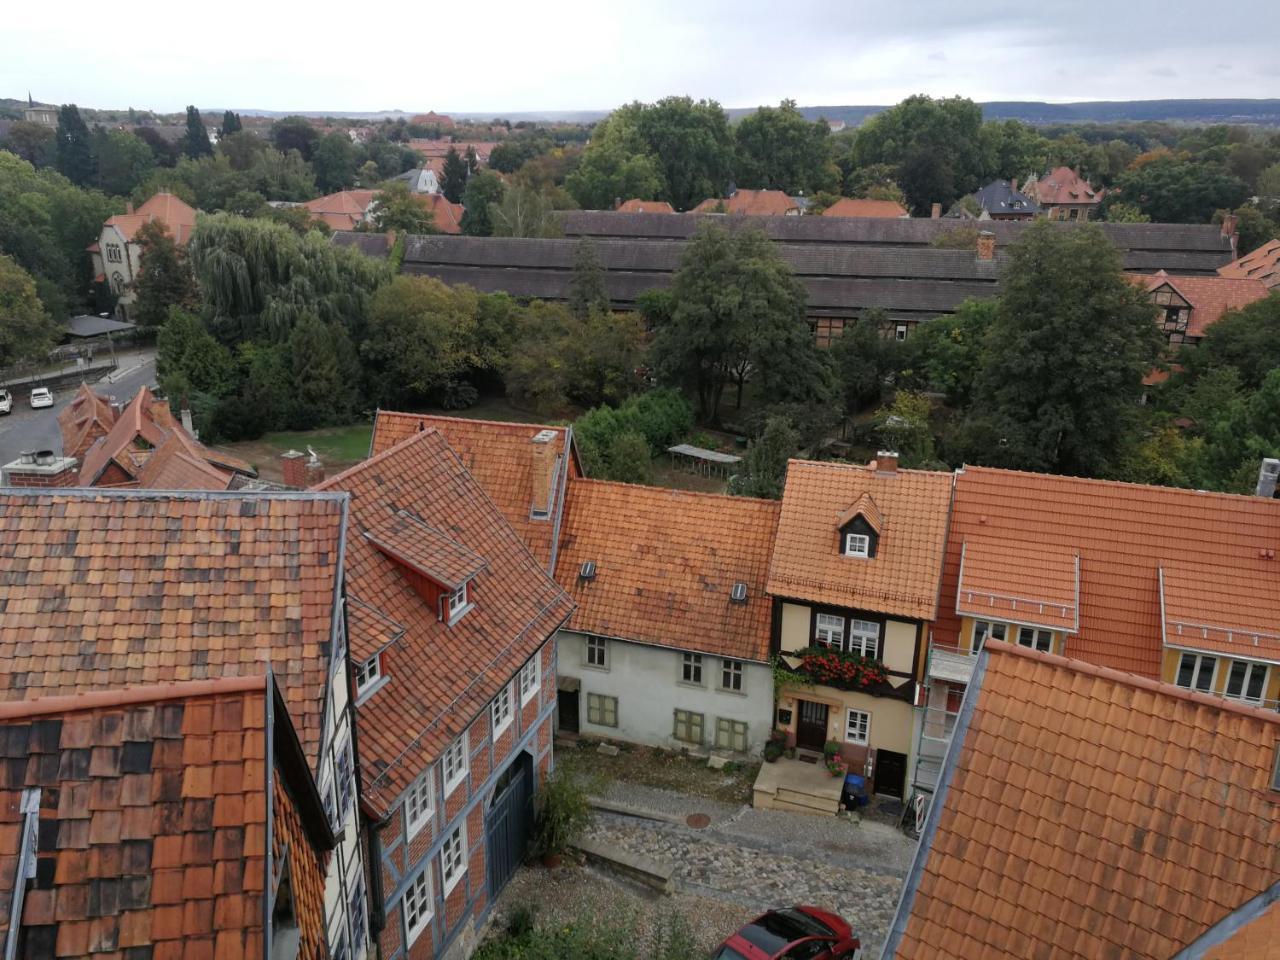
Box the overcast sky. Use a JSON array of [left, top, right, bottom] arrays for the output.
[[5, 1, 1278, 115]]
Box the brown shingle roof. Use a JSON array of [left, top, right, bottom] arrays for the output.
[[0, 490, 345, 759], [553, 479, 779, 662], [885, 642, 1280, 960], [766, 459, 953, 620], [315, 429, 574, 816], [821, 198, 909, 219], [0, 676, 331, 960], [1218, 238, 1280, 288]]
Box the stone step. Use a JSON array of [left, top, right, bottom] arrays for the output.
[[573, 836, 675, 894], [768, 797, 839, 816]]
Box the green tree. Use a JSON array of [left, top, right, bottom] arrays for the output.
[[830, 312, 899, 412], [2, 121, 56, 167], [1104, 201, 1152, 223], [220, 111, 242, 136], [568, 239, 608, 320], [312, 132, 357, 193], [599, 430, 654, 484], [246, 148, 317, 201], [1193, 293, 1280, 389], [55, 104, 95, 186], [0, 255, 58, 365], [131, 219, 196, 327], [372, 181, 436, 233], [734, 100, 837, 195], [564, 139, 664, 210], [732, 416, 800, 498], [957, 221, 1162, 475], [270, 116, 320, 161], [94, 129, 155, 196], [491, 185, 562, 238], [874, 391, 936, 467], [460, 169, 505, 236], [183, 106, 213, 159], [218, 130, 268, 171], [440, 147, 468, 203], [156, 307, 236, 400], [1110, 156, 1248, 223], [1258, 163, 1280, 199], [286, 313, 353, 428], [134, 127, 179, 167], [909, 298, 996, 406]]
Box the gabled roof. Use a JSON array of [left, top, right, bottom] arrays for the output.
[[76, 385, 170, 485], [57, 383, 117, 459], [101, 192, 198, 245], [1132, 271, 1270, 337], [346, 597, 406, 663], [884, 642, 1280, 960], [693, 189, 799, 216], [971, 179, 1040, 216], [956, 538, 1079, 633], [315, 429, 574, 816], [364, 509, 488, 591], [133, 433, 236, 490], [0, 675, 332, 960], [553, 479, 780, 662], [303, 189, 377, 230], [938, 466, 1280, 677], [370, 412, 579, 571], [1028, 166, 1102, 206], [419, 192, 464, 234], [616, 199, 676, 214], [0, 490, 346, 759], [821, 198, 909, 219], [1218, 238, 1280, 288], [766, 459, 953, 620], [331, 230, 393, 258], [836, 492, 883, 535]]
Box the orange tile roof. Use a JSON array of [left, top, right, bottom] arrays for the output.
[[1160, 560, 1280, 661], [0, 676, 331, 960], [0, 490, 346, 759], [766, 459, 954, 620], [1132, 271, 1270, 337], [955, 538, 1079, 632], [821, 198, 909, 219], [303, 190, 377, 231], [315, 429, 573, 816], [693, 189, 799, 216], [104, 192, 198, 244], [553, 479, 780, 662], [133, 434, 235, 490], [1203, 901, 1280, 959], [885, 642, 1280, 960], [370, 412, 579, 571], [937, 467, 1280, 677], [1218, 238, 1280, 288], [364, 509, 488, 590], [616, 199, 676, 214], [420, 193, 464, 233], [1030, 166, 1102, 207], [346, 597, 405, 663], [57, 382, 117, 459]]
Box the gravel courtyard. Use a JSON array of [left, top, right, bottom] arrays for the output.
[[488, 775, 917, 956]]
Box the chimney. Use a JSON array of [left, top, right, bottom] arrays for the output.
[[976, 230, 996, 261], [125, 201, 134, 215], [3, 451, 79, 488], [281, 450, 307, 488], [1010, 177, 1019, 195], [1220, 213, 1238, 240], [930, 203, 942, 219], [304, 447, 326, 487], [874, 450, 899, 475], [614, 197, 622, 210], [529, 429, 560, 519], [1257, 458, 1280, 498], [179, 401, 197, 440]]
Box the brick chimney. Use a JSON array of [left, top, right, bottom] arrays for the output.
[[976, 230, 996, 261], [530, 429, 560, 519], [3, 450, 80, 487], [125, 201, 134, 215], [874, 450, 899, 475], [304, 448, 326, 487], [281, 450, 306, 488], [1220, 213, 1238, 240], [930, 202, 942, 219]]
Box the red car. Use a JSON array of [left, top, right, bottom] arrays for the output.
[[711, 906, 862, 960]]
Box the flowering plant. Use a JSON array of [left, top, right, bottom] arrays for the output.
[[794, 646, 889, 691]]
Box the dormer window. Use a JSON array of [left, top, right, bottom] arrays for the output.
[[836, 493, 882, 560], [354, 652, 386, 701], [448, 581, 472, 623], [844, 533, 870, 558]]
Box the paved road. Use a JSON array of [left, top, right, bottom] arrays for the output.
[[0, 354, 157, 466]]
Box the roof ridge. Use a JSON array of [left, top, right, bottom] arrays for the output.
[[314, 426, 443, 490], [377, 409, 567, 433], [0, 487, 348, 502], [787, 457, 955, 478], [0, 675, 266, 720], [986, 640, 1280, 725], [569, 476, 781, 508], [962, 463, 1280, 508]]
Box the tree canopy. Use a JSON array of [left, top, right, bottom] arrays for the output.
[[0, 254, 59, 366], [734, 100, 837, 195], [183, 106, 213, 160]]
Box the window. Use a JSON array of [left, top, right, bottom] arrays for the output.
[[844, 533, 870, 558], [846, 709, 871, 745], [815, 613, 845, 649], [1224, 661, 1268, 704], [1175, 652, 1217, 693], [403, 864, 433, 945], [354, 653, 382, 699], [336, 735, 355, 819], [519, 657, 539, 705], [1016, 627, 1053, 653], [491, 683, 514, 737], [587, 693, 618, 727], [321, 775, 337, 829], [447, 582, 471, 623], [847, 619, 879, 658], [971, 620, 1006, 653], [348, 872, 368, 955], [720, 659, 744, 692], [106, 243, 122, 264], [585, 636, 608, 669], [405, 769, 435, 838], [673, 709, 705, 745], [681, 652, 704, 685], [441, 824, 467, 895], [442, 733, 468, 795], [714, 718, 749, 752], [894, 324, 908, 342]]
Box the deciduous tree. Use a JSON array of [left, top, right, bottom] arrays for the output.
[[734, 100, 837, 195], [312, 132, 357, 193], [132, 219, 196, 327], [372, 181, 436, 234], [0, 255, 58, 365], [460, 170, 505, 236]]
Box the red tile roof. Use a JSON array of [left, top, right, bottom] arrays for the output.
[[1132, 271, 1270, 337], [134, 434, 236, 491], [886, 642, 1280, 960], [1218, 238, 1280, 288], [420, 193, 464, 234], [370, 412, 579, 571], [616, 199, 676, 214], [1160, 559, 1280, 661], [1029, 166, 1102, 207], [363, 509, 488, 591], [1203, 901, 1280, 959], [0, 676, 332, 960], [693, 189, 799, 216], [103, 192, 198, 245], [937, 466, 1280, 678], [303, 190, 377, 231], [955, 538, 1079, 632], [57, 383, 117, 460], [821, 198, 909, 219], [766, 459, 954, 620], [553, 479, 780, 661], [0, 490, 346, 759], [315, 429, 573, 816]]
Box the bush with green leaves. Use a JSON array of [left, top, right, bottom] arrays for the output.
[[574, 389, 694, 475], [531, 768, 591, 859]]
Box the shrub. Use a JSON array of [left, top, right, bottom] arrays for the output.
[[531, 768, 592, 859]]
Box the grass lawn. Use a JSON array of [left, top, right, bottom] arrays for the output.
[[219, 423, 375, 482]]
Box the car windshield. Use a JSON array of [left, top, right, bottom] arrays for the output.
[[711, 948, 751, 960], [738, 910, 832, 955]]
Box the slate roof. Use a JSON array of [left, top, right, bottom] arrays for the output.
[[971, 179, 1040, 217], [1131, 271, 1270, 337], [692, 189, 799, 216], [884, 642, 1280, 960], [553, 479, 779, 662], [0, 490, 346, 760], [766, 459, 954, 621], [821, 198, 909, 219], [370, 412, 578, 571], [314, 429, 574, 816], [937, 467, 1280, 678], [1218, 238, 1280, 288], [63, 315, 137, 338], [0, 675, 332, 960]]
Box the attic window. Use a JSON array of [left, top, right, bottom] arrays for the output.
[[844, 533, 870, 559], [730, 582, 748, 604], [447, 582, 472, 623], [579, 561, 597, 582], [354, 653, 385, 701]]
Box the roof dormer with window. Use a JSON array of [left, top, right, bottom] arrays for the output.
[[362, 509, 487, 625], [836, 493, 883, 560]]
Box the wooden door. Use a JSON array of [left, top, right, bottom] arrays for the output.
[[875, 749, 908, 799], [796, 700, 829, 751]]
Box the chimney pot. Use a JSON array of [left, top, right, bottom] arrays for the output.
[[874, 450, 899, 475], [1220, 213, 1239, 239], [930, 202, 942, 219], [19, 451, 36, 465], [976, 230, 996, 261], [36, 449, 55, 466]]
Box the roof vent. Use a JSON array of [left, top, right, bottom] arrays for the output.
[[579, 561, 596, 582], [730, 582, 748, 603]]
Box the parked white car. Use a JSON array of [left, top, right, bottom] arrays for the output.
[[0, 389, 11, 415], [29, 387, 54, 409]]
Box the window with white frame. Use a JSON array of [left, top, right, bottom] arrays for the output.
[[894, 324, 908, 342], [587, 693, 618, 727], [321, 775, 337, 829], [403, 864, 433, 945], [1175, 652, 1217, 693], [681, 652, 703, 685], [336, 735, 355, 818], [1224, 660, 1268, 704], [1017, 626, 1053, 653], [846, 709, 871, 745], [441, 823, 467, 895], [719, 659, 743, 692], [847, 619, 879, 658], [354, 653, 382, 699], [714, 718, 748, 752], [348, 871, 368, 954], [585, 636, 608, 669], [447, 582, 471, 622], [442, 733, 468, 794], [491, 683, 514, 737], [971, 620, 1006, 653], [844, 533, 871, 558], [673, 709, 704, 745], [519, 657, 539, 705], [405, 769, 435, 838], [815, 613, 845, 649]]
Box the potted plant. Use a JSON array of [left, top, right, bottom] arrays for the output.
[[531, 768, 592, 868], [763, 730, 786, 763], [823, 740, 841, 760], [826, 755, 848, 778]]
